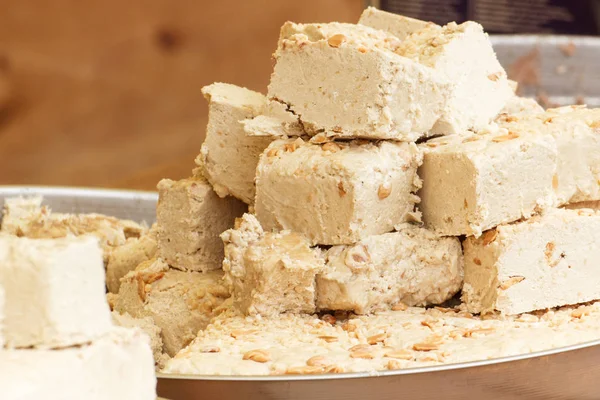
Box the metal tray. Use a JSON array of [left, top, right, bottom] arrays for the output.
[[1, 185, 599, 400]]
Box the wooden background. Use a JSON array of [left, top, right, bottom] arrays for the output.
[[0, 0, 363, 190]]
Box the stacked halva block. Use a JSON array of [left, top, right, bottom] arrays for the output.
[[184, 7, 600, 324], [0, 224, 156, 399]]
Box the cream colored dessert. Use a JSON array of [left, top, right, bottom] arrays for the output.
[[106, 224, 158, 293], [358, 6, 434, 40], [497, 96, 544, 118], [111, 311, 168, 368], [396, 21, 514, 134], [1, 196, 146, 262], [0, 236, 112, 349], [255, 138, 422, 245], [221, 214, 323, 317], [497, 106, 600, 205], [197, 82, 273, 204], [113, 258, 229, 357], [418, 128, 557, 237], [164, 301, 600, 375], [0, 327, 156, 400], [268, 22, 453, 141], [156, 177, 246, 272], [317, 223, 463, 314], [463, 208, 600, 315]]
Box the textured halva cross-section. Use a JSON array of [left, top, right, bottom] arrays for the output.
[[254, 138, 422, 245], [462, 208, 600, 315]]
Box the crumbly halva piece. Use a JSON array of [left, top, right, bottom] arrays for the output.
[[106, 224, 158, 293], [317, 224, 463, 314], [358, 7, 437, 40], [0, 327, 156, 400], [163, 301, 600, 376], [197, 82, 273, 204], [463, 208, 600, 315], [156, 177, 246, 272], [113, 258, 229, 357], [111, 311, 168, 368], [255, 138, 422, 245], [242, 100, 305, 138], [221, 214, 324, 317], [497, 105, 600, 204], [396, 21, 514, 134], [268, 22, 453, 141], [1, 196, 146, 262], [418, 127, 557, 237], [0, 236, 112, 349], [497, 96, 544, 118]]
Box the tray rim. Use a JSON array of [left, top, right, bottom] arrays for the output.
[[3, 188, 600, 383]]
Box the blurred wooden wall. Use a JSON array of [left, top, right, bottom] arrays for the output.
[[0, 0, 363, 190]]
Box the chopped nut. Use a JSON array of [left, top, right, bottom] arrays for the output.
[[488, 72, 502, 81], [499, 276, 525, 290], [325, 365, 345, 373], [392, 302, 408, 311], [350, 350, 376, 359], [516, 314, 539, 323], [145, 272, 165, 285], [242, 349, 271, 363], [552, 175, 559, 190], [387, 360, 402, 370], [311, 133, 328, 144], [327, 34, 346, 48], [349, 344, 370, 352], [412, 342, 439, 352], [492, 131, 519, 142], [136, 276, 146, 302], [572, 307, 591, 319], [267, 148, 280, 157], [545, 242, 556, 264], [306, 355, 329, 367], [322, 142, 341, 153], [338, 182, 347, 197], [473, 258, 482, 266], [318, 335, 338, 343], [284, 142, 298, 152], [230, 329, 259, 339], [420, 319, 438, 329], [286, 365, 325, 375], [321, 314, 337, 325], [341, 322, 357, 332], [367, 332, 388, 345], [463, 199, 469, 209], [482, 229, 498, 246], [378, 184, 392, 200], [357, 47, 368, 54], [463, 328, 495, 338], [462, 136, 481, 143], [425, 142, 438, 148], [384, 349, 413, 360]]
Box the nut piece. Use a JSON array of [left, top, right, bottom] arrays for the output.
[[482, 229, 498, 246], [367, 332, 388, 345], [384, 349, 413, 360], [306, 355, 329, 367], [492, 131, 520, 142], [318, 335, 338, 343], [488, 72, 502, 81], [378, 184, 392, 200], [322, 142, 341, 153], [392, 302, 408, 311], [321, 314, 337, 325], [412, 342, 440, 352], [327, 34, 346, 48], [350, 349, 376, 359], [242, 349, 271, 363], [499, 276, 526, 290], [387, 360, 402, 370]]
